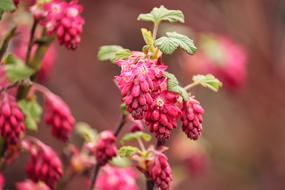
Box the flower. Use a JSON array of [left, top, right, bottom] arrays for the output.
[[23, 138, 63, 188], [145, 91, 181, 140], [93, 131, 117, 166], [42, 0, 85, 49], [44, 93, 75, 142], [115, 52, 167, 120], [181, 97, 204, 140], [0, 94, 25, 144], [16, 180, 50, 190], [146, 152, 172, 190], [96, 165, 139, 190], [0, 173, 4, 190]]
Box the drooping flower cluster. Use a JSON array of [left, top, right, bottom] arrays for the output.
[[92, 131, 117, 166], [115, 52, 167, 120], [96, 165, 139, 190], [16, 180, 50, 190], [116, 52, 204, 141], [0, 94, 25, 144], [145, 91, 181, 140], [23, 138, 63, 188], [181, 97, 204, 140], [41, 0, 85, 49], [146, 152, 172, 190], [44, 93, 75, 142]]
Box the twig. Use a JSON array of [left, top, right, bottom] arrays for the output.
[[114, 114, 127, 137], [25, 19, 38, 65], [0, 26, 17, 61], [0, 82, 19, 94]]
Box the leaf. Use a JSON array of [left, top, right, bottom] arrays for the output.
[[192, 74, 222, 92], [97, 45, 124, 62], [138, 5, 184, 24], [113, 49, 132, 62], [155, 32, 197, 55], [111, 156, 131, 167], [119, 146, 140, 158], [164, 71, 189, 101], [75, 122, 97, 142], [0, 0, 16, 19], [18, 98, 42, 131], [4, 55, 35, 83], [120, 103, 128, 116], [141, 28, 155, 52], [120, 132, 152, 145]]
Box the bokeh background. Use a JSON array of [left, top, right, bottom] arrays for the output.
[[5, 0, 285, 189]]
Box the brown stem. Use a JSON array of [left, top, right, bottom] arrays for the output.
[[114, 114, 127, 137], [25, 20, 38, 65], [0, 82, 19, 94], [0, 26, 17, 62], [88, 164, 100, 190]]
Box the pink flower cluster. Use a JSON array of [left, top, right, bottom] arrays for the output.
[[93, 131, 117, 166], [41, 0, 85, 50], [147, 152, 172, 190], [0, 94, 25, 144], [181, 97, 204, 140], [115, 52, 205, 140], [96, 165, 139, 190], [23, 138, 63, 188], [44, 93, 75, 142]]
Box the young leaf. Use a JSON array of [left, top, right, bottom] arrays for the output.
[[113, 49, 132, 62], [4, 56, 35, 83], [120, 132, 152, 145], [111, 156, 131, 167], [138, 5, 184, 24], [164, 71, 189, 101], [120, 103, 128, 116], [0, 0, 15, 19], [155, 32, 197, 55], [119, 146, 140, 158], [97, 45, 124, 62], [18, 98, 42, 131], [75, 122, 97, 142], [192, 74, 222, 92], [141, 28, 155, 52]]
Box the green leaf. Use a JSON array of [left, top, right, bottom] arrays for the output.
[[111, 156, 131, 168], [75, 122, 97, 142], [192, 74, 222, 92], [155, 32, 197, 55], [120, 103, 128, 116], [18, 98, 42, 131], [141, 28, 155, 52], [164, 71, 189, 101], [119, 146, 140, 158], [138, 5, 184, 24], [0, 0, 16, 19], [4, 56, 35, 83], [120, 132, 152, 145], [113, 49, 132, 62], [97, 45, 124, 62]]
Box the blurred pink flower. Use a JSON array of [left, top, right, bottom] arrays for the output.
[[0, 173, 4, 190], [184, 34, 247, 91], [16, 180, 50, 190], [96, 165, 139, 190]]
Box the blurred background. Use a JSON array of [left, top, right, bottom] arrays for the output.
[[4, 0, 285, 189]]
